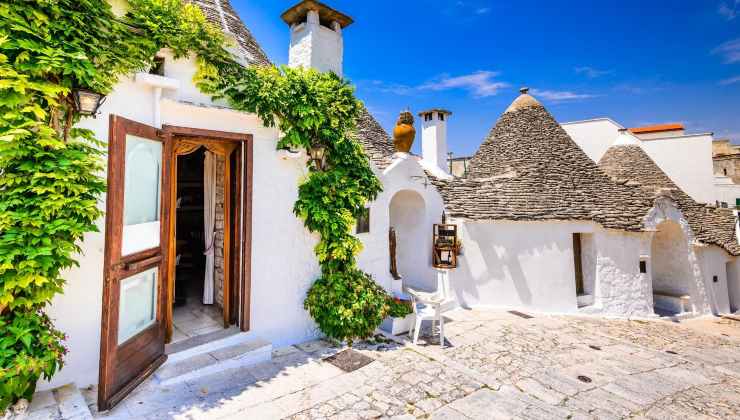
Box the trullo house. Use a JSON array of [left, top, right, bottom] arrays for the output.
[[40, 0, 740, 410]]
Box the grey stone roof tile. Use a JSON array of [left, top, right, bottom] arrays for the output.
[[599, 145, 740, 256], [431, 95, 653, 231]]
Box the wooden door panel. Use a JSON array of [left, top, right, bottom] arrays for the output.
[[98, 115, 169, 411]]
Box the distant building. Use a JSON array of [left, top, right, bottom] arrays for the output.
[[448, 155, 472, 177], [713, 139, 740, 183]]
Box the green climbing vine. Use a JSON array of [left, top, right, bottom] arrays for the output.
[[1, 0, 391, 409]]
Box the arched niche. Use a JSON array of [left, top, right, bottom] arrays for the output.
[[389, 189, 429, 286]]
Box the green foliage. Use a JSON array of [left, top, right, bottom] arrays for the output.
[[304, 270, 390, 346], [0, 310, 66, 412], [198, 61, 388, 344], [387, 297, 413, 318]]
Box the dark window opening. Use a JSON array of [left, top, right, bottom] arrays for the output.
[[724, 169, 728, 176], [356, 207, 370, 234], [149, 56, 165, 76], [639, 260, 647, 274], [439, 112, 445, 121], [713, 275, 719, 283]]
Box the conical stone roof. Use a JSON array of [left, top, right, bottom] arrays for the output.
[[599, 143, 740, 256], [432, 91, 653, 231], [188, 0, 270, 65]]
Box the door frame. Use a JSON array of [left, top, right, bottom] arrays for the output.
[[98, 119, 253, 410], [162, 125, 253, 341]]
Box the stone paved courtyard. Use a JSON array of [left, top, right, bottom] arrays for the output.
[[88, 309, 740, 419]]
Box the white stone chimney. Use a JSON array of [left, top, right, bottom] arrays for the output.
[[281, 1, 354, 78], [419, 109, 452, 174]]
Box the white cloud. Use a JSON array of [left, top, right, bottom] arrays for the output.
[[420, 71, 509, 97], [475, 7, 491, 14], [719, 1, 740, 20], [530, 89, 597, 102], [713, 38, 740, 63], [574, 66, 613, 78], [720, 75, 740, 85], [365, 80, 415, 95]]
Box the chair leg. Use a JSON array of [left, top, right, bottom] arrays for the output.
[[408, 316, 415, 339], [413, 318, 422, 345], [439, 316, 445, 348]]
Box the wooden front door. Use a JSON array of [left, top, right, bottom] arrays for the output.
[[98, 115, 171, 411]]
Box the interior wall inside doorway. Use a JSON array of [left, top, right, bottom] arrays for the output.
[[172, 149, 225, 343]]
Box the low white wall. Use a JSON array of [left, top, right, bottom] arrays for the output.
[[590, 229, 654, 316], [651, 221, 693, 297], [696, 246, 732, 314], [449, 220, 588, 313], [729, 258, 740, 313], [715, 177, 740, 208]]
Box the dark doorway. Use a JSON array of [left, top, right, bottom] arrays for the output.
[[171, 149, 224, 344]]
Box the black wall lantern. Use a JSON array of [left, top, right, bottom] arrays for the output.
[[308, 141, 327, 171], [72, 88, 106, 117]]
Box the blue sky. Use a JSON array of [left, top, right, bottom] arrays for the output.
[[233, 0, 740, 156]]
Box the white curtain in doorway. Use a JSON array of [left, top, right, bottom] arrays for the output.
[[203, 151, 217, 305]]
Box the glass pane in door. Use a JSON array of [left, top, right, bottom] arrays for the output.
[[118, 267, 158, 344], [122, 135, 162, 256]]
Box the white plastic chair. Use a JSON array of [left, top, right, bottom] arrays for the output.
[[406, 270, 454, 347]]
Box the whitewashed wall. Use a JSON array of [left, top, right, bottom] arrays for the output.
[[561, 118, 623, 163], [448, 220, 591, 313], [715, 176, 740, 208], [729, 258, 740, 313], [357, 155, 446, 294], [589, 229, 654, 316], [640, 134, 715, 205], [42, 50, 323, 390], [696, 246, 732, 314]]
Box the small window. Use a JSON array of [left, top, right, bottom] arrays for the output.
[[724, 169, 728, 176], [439, 112, 445, 121], [639, 260, 647, 274], [149, 56, 165, 76], [713, 275, 719, 283], [356, 207, 370, 234], [721, 202, 729, 208]]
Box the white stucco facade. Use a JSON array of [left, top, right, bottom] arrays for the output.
[[715, 175, 740, 208], [43, 49, 325, 390]]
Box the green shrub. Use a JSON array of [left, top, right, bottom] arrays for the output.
[[0, 311, 66, 413], [387, 297, 413, 318], [304, 269, 390, 346]]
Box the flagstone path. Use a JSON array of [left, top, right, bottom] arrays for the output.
[[87, 309, 740, 419]]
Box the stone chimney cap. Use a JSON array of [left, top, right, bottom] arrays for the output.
[[519, 87, 530, 94], [418, 109, 453, 117], [281, 0, 354, 28]]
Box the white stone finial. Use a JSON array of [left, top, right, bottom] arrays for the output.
[[613, 128, 641, 146]]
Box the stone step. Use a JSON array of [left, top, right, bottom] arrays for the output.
[[154, 336, 272, 386], [28, 383, 93, 420]]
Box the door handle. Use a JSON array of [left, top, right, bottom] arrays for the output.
[[125, 255, 163, 272]]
